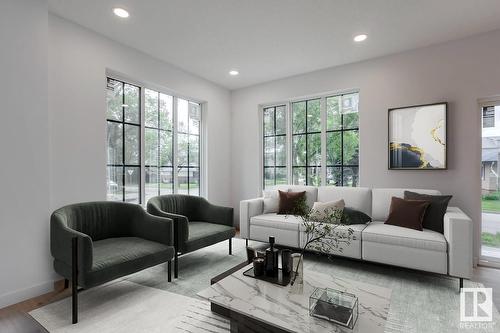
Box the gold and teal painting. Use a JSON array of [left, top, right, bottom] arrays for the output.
[[388, 103, 447, 169]]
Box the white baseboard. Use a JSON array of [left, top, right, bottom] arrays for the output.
[[0, 280, 55, 309]]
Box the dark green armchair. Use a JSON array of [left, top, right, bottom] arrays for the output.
[[147, 195, 235, 278], [50, 201, 175, 324]]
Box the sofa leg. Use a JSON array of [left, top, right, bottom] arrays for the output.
[[246, 239, 248, 247], [64, 279, 69, 289], [72, 237, 78, 324], [168, 261, 172, 282], [459, 278, 463, 292], [174, 251, 178, 279], [229, 238, 232, 255]]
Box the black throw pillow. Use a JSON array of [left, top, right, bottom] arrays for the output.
[[341, 207, 372, 225], [404, 191, 452, 234]]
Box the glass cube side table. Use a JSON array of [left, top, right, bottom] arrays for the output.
[[309, 287, 359, 329]]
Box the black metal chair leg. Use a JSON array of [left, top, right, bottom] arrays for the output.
[[64, 279, 69, 289], [168, 261, 172, 282], [72, 237, 78, 324], [174, 251, 178, 279], [245, 239, 248, 247], [459, 278, 463, 292], [229, 238, 232, 255]]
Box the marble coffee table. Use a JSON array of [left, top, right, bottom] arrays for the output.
[[198, 264, 392, 333]]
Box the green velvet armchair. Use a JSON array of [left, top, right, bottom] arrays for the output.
[[147, 195, 235, 278], [50, 201, 175, 324]]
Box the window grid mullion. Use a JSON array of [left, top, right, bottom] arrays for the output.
[[121, 82, 126, 202]]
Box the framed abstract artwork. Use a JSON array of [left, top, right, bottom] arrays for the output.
[[388, 102, 447, 170]]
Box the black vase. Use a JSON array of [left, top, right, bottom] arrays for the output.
[[265, 236, 279, 276]]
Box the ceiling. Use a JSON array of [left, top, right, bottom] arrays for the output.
[[48, 0, 500, 90]]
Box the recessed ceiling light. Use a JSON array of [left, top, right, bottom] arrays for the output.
[[113, 7, 129, 18], [353, 34, 367, 42], [229, 70, 239, 76]]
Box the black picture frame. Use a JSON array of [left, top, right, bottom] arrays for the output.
[[388, 102, 447, 170]]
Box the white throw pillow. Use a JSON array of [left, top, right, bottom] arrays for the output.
[[309, 199, 345, 222], [263, 190, 280, 214]]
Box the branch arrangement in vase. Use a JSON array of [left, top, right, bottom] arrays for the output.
[[288, 198, 354, 286]]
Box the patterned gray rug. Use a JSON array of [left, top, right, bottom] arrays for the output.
[[30, 238, 500, 332]]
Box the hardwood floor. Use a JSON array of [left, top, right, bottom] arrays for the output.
[[1, 266, 499, 332]]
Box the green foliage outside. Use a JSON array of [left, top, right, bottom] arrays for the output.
[[264, 94, 359, 187], [482, 232, 500, 248], [481, 192, 500, 212]]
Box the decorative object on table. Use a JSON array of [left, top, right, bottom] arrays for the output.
[[246, 246, 256, 263], [309, 287, 359, 329], [291, 253, 303, 285], [388, 102, 447, 170], [289, 198, 354, 286], [243, 265, 292, 286], [281, 249, 292, 275], [252, 258, 265, 276], [265, 236, 279, 277]]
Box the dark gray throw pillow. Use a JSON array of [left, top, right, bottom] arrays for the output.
[[404, 191, 452, 234], [342, 207, 372, 225]]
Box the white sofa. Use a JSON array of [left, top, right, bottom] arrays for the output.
[[240, 185, 473, 286]]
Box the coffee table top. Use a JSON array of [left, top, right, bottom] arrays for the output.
[[198, 264, 391, 333]]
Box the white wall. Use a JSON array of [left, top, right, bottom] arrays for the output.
[[0, 0, 51, 308], [0, 10, 232, 308], [49, 14, 232, 210], [231, 29, 500, 262]]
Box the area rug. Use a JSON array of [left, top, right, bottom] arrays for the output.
[[29, 280, 229, 333], [30, 238, 500, 332]]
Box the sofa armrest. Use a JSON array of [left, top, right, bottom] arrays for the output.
[[443, 207, 473, 279], [132, 209, 174, 247], [50, 212, 93, 272], [239, 198, 264, 239], [200, 202, 234, 227], [147, 202, 189, 247]]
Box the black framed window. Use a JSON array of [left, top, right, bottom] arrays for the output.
[[263, 105, 287, 188], [106, 78, 141, 203], [262, 91, 360, 188], [177, 98, 201, 196], [144, 89, 174, 202], [106, 77, 203, 203], [326, 93, 359, 186], [292, 99, 321, 186]]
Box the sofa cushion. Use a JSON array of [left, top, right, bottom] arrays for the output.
[[262, 187, 283, 213], [287, 185, 318, 208], [362, 222, 446, 252], [384, 197, 430, 231], [371, 188, 441, 221], [54, 237, 174, 288], [184, 222, 236, 253], [251, 213, 302, 231], [342, 207, 372, 225], [317, 186, 372, 216], [310, 199, 345, 222], [278, 190, 306, 214], [404, 191, 452, 234]]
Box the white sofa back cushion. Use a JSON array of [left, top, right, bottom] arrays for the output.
[[371, 188, 441, 221], [317, 186, 372, 216]]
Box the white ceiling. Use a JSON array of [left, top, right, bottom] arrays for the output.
[[48, 0, 500, 90]]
